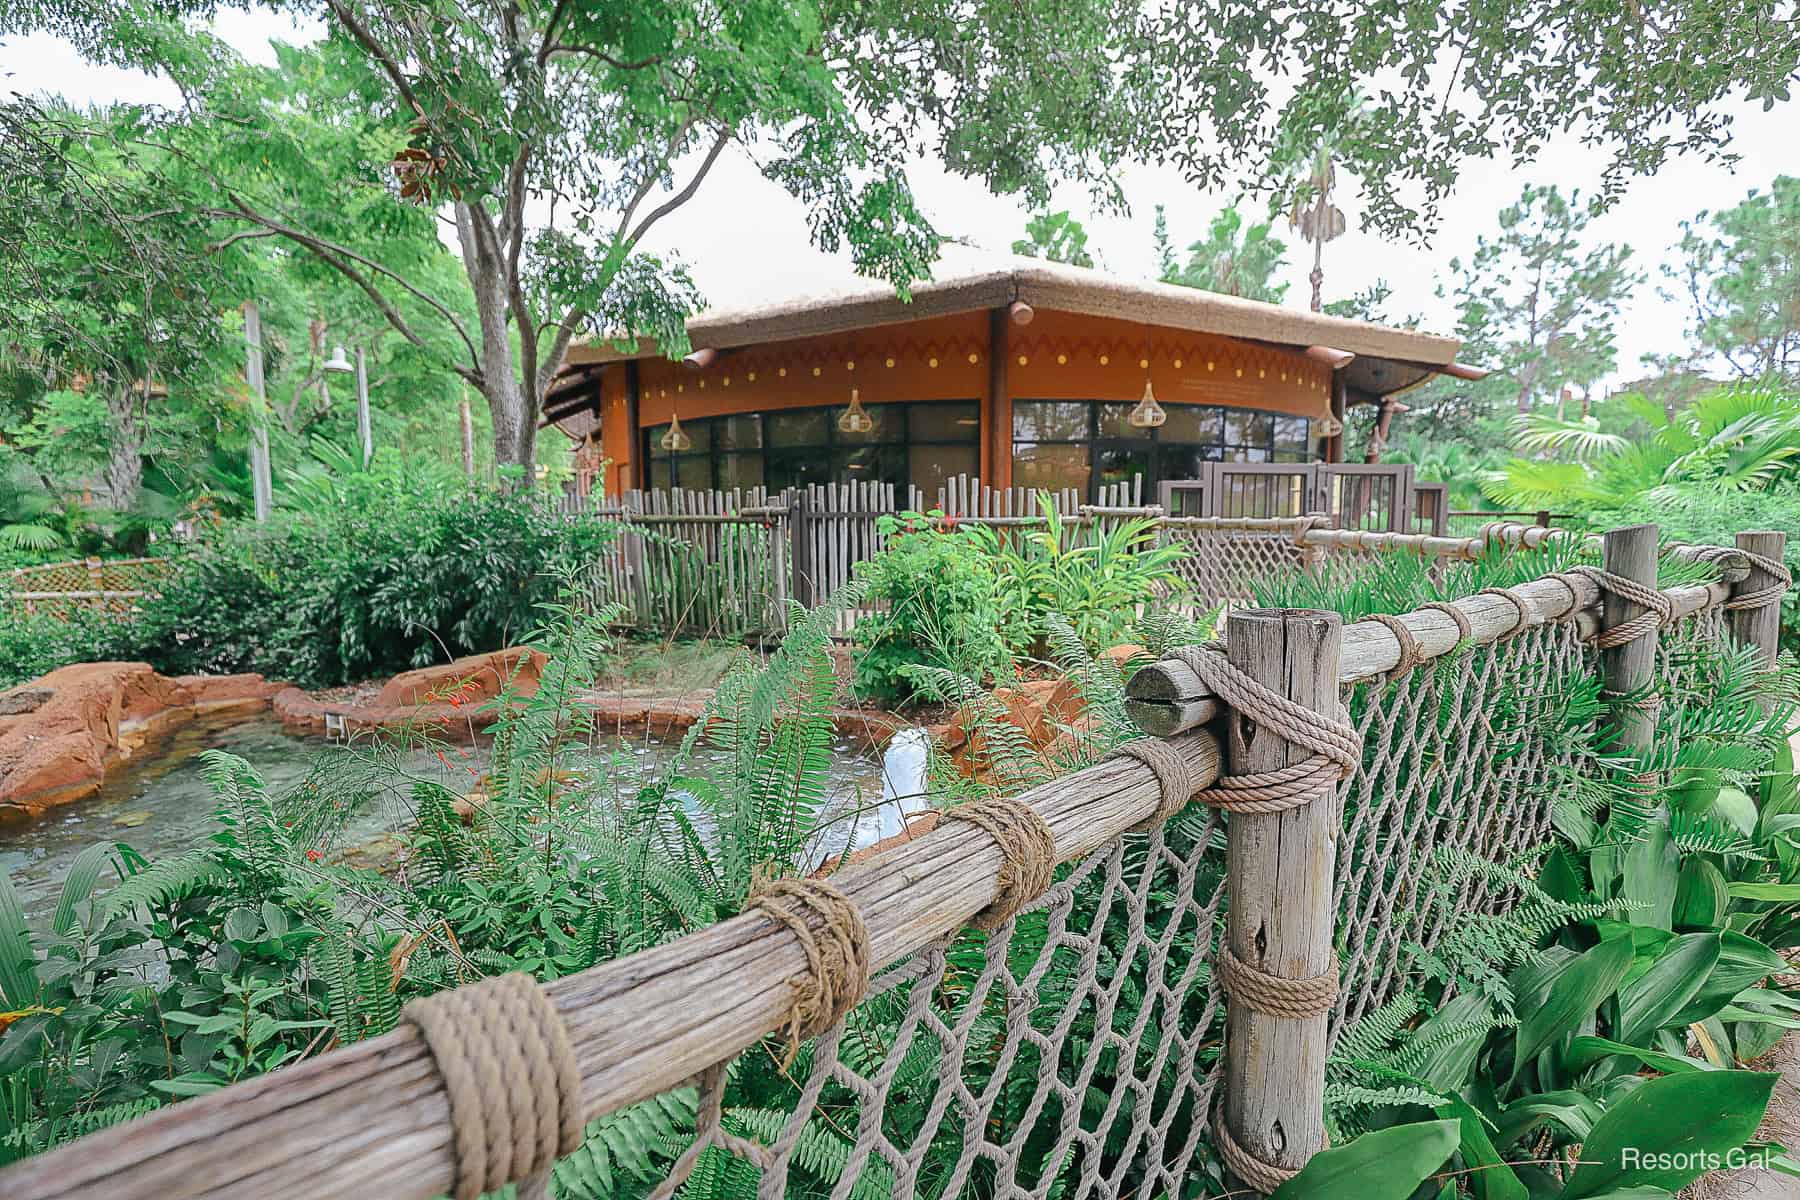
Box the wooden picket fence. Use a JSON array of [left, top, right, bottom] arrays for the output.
[[574, 474, 1146, 639]]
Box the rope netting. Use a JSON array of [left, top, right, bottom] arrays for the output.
[[1332, 620, 1586, 1034], [614, 812, 1233, 1200]]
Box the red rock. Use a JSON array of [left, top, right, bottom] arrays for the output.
[[587, 697, 651, 728], [272, 687, 332, 736], [176, 673, 283, 705], [1100, 644, 1149, 674], [0, 662, 193, 815], [374, 647, 547, 709]]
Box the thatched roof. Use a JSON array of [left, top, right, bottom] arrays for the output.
[[563, 249, 1464, 396]]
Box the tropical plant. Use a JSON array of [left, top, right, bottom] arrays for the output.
[[850, 512, 1015, 704], [1156, 205, 1290, 302], [990, 495, 1188, 653], [1489, 381, 1800, 510]]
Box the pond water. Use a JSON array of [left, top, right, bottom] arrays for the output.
[[0, 715, 891, 920]]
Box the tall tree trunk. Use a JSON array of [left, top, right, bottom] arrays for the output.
[[104, 383, 144, 510], [456, 201, 539, 480]]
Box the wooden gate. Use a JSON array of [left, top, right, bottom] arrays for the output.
[[1157, 462, 1417, 532]]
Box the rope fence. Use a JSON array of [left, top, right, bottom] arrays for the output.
[[0, 522, 1788, 1199]]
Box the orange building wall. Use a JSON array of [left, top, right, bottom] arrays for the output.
[[591, 308, 1335, 496]]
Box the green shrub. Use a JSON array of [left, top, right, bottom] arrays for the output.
[[0, 458, 618, 689], [850, 513, 1015, 704], [0, 606, 134, 688]]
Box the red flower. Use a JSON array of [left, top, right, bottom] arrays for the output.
[[305, 849, 323, 862]]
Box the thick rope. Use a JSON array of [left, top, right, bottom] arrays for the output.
[[1571, 564, 1674, 650], [1723, 549, 1792, 612], [1419, 599, 1473, 643], [1158, 645, 1360, 817], [402, 973, 583, 1200], [1218, 943, 1339, 1018], [1360, 611, 1422, 681], [1477, 586, 1534, 640], [938, 796, 1057, 930], [747, 876, 870, 1062], [1213, 1110, 1300, 1194], [1111, 738, 1195, 831]]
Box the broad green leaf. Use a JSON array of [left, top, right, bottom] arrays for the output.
[[1712, 786, 1758, 837], [1435, 1097, 1526, 1200], [1671, 931, 1788, 1025], [1565, 1036, 1715, 1074], [0, 872, 37, 1006], [1269, 1119, 1460, 1200], [1495, 1091, 1600, 1148], [1512, 934, 1634, 1082], [1622, 824, 1678, 928], [1617, 933, 1719, 1043], [1727, 882, 1800, 901], [52, 842, 115, 937], [1563, 1070, 1778, 1197], [1672, 858, 1728, 928]]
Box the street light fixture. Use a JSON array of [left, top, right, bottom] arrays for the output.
[[322, 343, 373, 466]]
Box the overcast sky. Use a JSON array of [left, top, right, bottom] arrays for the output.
[[4, 11, 1794, 388]]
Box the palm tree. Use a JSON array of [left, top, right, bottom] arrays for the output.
[[1485, 381, 1800, 509]]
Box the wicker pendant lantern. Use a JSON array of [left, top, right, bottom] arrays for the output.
[[837, 387, 874, 434], [660, 411, 692, 453], [1127, 379, 1166, 429]]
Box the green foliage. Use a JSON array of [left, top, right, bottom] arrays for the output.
[[1012, 210, 1095, 267], [1155, 204, 1289, 302], [0, 460, 619, 689], [1670, 175, 1800, 382], [0, 606, 134, 690], [989, 496, 1188, 653], [850, 512, 1013, 704]]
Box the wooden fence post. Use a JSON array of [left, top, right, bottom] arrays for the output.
[[1728, 530, 1788, 667], [787, 491, 814, 608], [1222, 607, 1340, 1188], [1598, 524, 1660, 759]]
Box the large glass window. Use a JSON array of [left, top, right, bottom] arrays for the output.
[[1011, 399, 1312, 500], [645, 400, 978, 495]]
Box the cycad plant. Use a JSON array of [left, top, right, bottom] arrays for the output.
[[1488, 380, 1800, 510]]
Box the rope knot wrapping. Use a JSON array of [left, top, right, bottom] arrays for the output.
[[1111, 738, 1196, 831], [1571, 564, 1675, 649], [1359, 611, 1422, 682], [1723, 548, 1792, 612], [1163, 644, 1361, 817], [402, 972, 584, 1200], [1419, 599, 1473, 644], [747, 875, 870, 1062], [939, 795, 1057, 930], [1477, 585, 1536, 640]]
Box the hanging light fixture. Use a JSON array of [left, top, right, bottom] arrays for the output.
[[837, 387, 874, 434], [660, 411, 692, 453], [1127, 378, 1166, 429], [322, 345, 354, 374]]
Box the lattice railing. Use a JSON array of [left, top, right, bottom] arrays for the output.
[[5, 556, 170, 615]]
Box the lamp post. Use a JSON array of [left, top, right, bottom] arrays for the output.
[[323, 344, 372, 467], [242, 302, 273, 523]]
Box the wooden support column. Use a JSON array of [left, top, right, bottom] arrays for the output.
[[1728, 530, 1788, 667], [986, 307, 1010, 488], [1599, 524, 1660, 760], [1222, 608, 1340, 1186], [623, 360, 643, 492]]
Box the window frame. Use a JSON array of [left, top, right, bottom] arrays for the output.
[[1011, 399, 1314, 500]]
